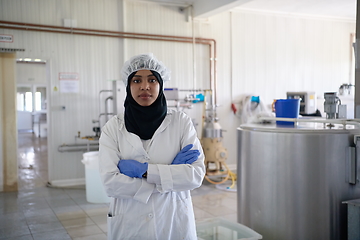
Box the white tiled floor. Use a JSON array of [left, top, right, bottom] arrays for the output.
[[0, 132, 238, 240]]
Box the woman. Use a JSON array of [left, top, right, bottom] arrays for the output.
[[99, 53, 206, 240]]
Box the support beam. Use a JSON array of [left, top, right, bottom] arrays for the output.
[[356, 0, 360, 118], [0, 52, 18, 192], [193, 0, 252, 19]]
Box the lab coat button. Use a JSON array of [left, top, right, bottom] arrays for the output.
[[148, 213, 153, 218]]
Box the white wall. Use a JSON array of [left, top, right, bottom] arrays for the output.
[[0, 0, 125, 185], [123, 1, 213, 135], [0, 0, 356, 186], [209, 10, 355, 164], [17, 63, 47, 84], [123, 3, 356, 165]]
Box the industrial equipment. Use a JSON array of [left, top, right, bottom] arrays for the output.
[[164, 88, 179, 100], [164, 88, 233, 186], [198, 90, 235, 188], [339, 83, 354, 96], [237, 120, 360, 240], [343, 198, 360, 240], [231, 95, 273, 124], [286, 91, 316, 115], [324, 92, 347, 119], [93, 80, 119, 128], [59, 81, 119, 153], [201, 107, 228, 176]]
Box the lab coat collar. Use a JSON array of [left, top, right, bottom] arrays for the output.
[[117, 110, 173, 154]]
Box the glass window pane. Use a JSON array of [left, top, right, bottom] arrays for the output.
[[35, 87, 46, 110], [17, 86, 32, 112], [25, 92, 33, 111], [17, 93, 25, 111], [35, 92, 41, 111]]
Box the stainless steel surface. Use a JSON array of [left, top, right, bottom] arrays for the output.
[[203, 121, 223, 138], [324, 92, 339, 119], [237, 123, 360, 240], [343, 199, 360, 240], [112, 81, 117, 115], [57, 143, 99, 152]]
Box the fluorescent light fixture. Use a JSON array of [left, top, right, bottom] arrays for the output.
[[16, 58, 46, 63]]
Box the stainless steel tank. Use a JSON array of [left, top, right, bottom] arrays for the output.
[[237, 122, 360, 240]]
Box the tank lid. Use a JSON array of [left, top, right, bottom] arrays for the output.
[[238, 121, 360, 134], [343, 199, 360, 206]]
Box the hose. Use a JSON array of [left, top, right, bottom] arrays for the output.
[[205, 162, 237, 190]]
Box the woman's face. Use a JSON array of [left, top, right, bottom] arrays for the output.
[[129, 70, 160, 106]]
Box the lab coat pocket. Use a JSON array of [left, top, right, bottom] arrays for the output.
[[172, 192, 193, 217], [107, 214, 123, 240], [172, 193, 197, 239], [107, 214, 113, 240]]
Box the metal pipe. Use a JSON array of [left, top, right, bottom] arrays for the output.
[[178, 88, 211, 92], [112, 81, 117, 116], [0, 20, 218, 106], [99, 89, 112, 125], [58, 143, 99, 152], [98, 113, 115, 125], [258, 116, 360, 128], [105, 96, 113, 122], [191, 6, 197, 92], [355, 0, 360, 118]]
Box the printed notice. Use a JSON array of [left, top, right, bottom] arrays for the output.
[[59, 72, 79, 80], [0, 34, 13, 43], [59, 72, 79, 93]]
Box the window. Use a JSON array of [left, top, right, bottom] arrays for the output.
[[17, 86, 32, 111], [17, 86, 47, 112]]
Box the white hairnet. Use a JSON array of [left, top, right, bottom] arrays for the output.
[[121, 53, 171, 87]]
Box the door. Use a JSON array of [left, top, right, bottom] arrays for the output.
[[17, 85, 33, 131], [17, 85, 47, 136]]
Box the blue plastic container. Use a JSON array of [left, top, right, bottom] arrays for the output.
[[274, 99, 300, 126]]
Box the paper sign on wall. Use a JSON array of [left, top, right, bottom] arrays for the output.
[[0, 34, 13, 43], [59, 72, 79, 93]]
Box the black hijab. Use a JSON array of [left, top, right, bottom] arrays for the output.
[[124, 70, 167, 140]]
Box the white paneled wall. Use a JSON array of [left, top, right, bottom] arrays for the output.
[[124, 1, 211, 90], [124, 1, 213, 136], [17, 63, 47, 84], [209, 10, 355, 165], [228, 10, 355, 103], [0, 0, 124, 184], [0, 0, 356, 185]]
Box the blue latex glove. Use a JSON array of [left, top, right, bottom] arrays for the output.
[[171, 144, 200, 165], [117, 159, 148, 178]]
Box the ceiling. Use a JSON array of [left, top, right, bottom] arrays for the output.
[[238, 0, 356, 20], [136, 0, 357, 20]]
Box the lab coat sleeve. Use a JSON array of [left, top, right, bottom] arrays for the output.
[[99, 117, 155, 204], [147, 112, 206, 192]]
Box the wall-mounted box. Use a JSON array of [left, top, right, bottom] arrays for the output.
[[287, 91, 316, 115]]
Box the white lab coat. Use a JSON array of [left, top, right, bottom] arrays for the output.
[[99, 109, 206, 240]]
